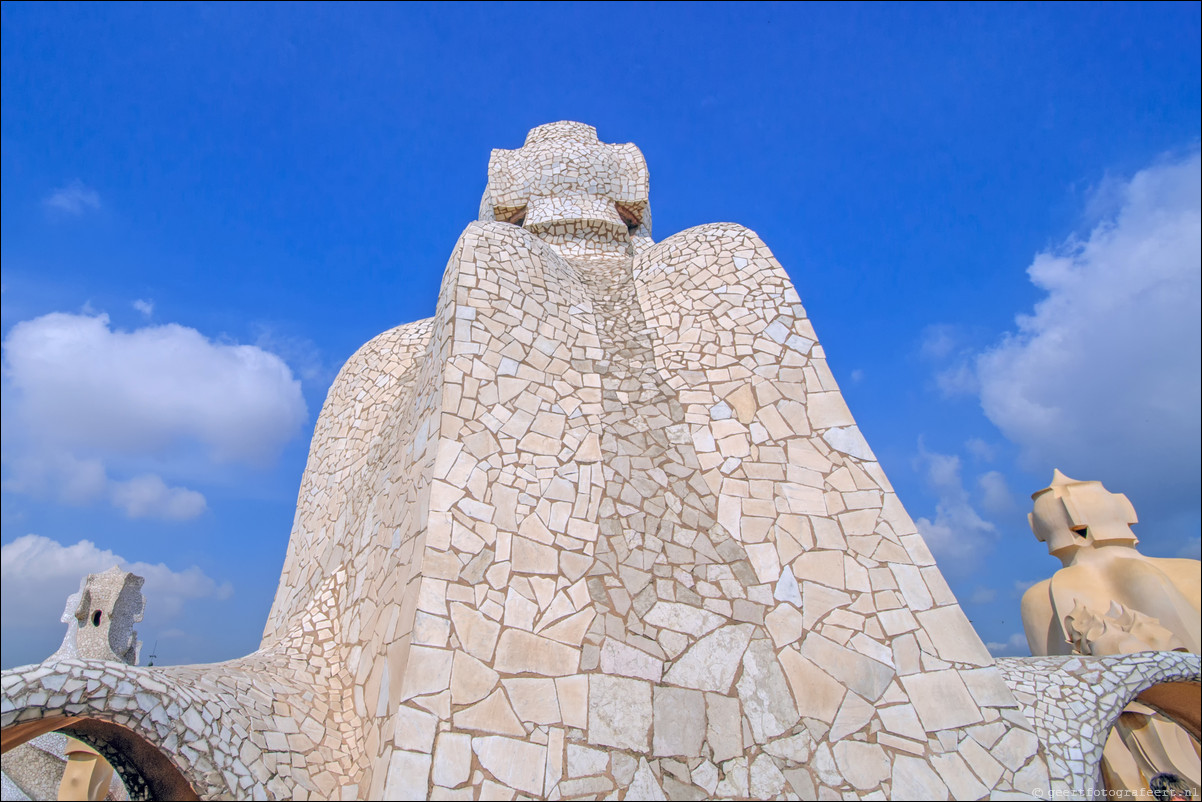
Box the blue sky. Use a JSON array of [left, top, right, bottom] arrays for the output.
[[2, 2, 1199, 667]]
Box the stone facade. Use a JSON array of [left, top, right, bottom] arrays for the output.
[[2, 122, 1197, 800]]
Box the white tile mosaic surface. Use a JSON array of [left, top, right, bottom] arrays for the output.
[[997, 651, 1201, 800]]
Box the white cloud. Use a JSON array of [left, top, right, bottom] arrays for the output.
[[985, 632, 1029, 657], [3, 311, 306, 464], [1, 311, 307, 519], [975, 154, 1201, 513], [913, 445, 997, 573], [43, 180, 101, 215], [132, 299, 154, 317], [109, 474, 207, 520], [0, 534, 232, 668]]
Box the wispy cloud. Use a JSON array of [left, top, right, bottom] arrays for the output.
[[132, 298, 155, 318], [963, 438, 996, 463], [912, 443, 997, 574], [2, 451, 206, 520], [919, 324, 960, 361], [977, 470, 1015, 516], [918, 325, 981, 396], [42, 180, 101, 216], [251, 324, 333, 387], [985, 632, 1029, 657], [969, 586, 998, 605], [934, 362, 977, 396]]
